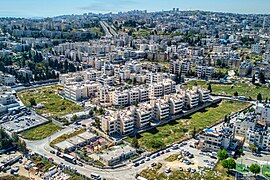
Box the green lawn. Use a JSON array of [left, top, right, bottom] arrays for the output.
[[18, 85, 84, 116], [127, 100, 250, 152], [21, 123, 62, 140], [236, 164, 250, 173], [262, 165, 270, 179], [186, 80, 270, 100]]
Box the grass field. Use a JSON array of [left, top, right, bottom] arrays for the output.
[[21, 123, 62, 140], [236, 164, 250, 173], [127, 100, 250, 151], [18, 85, 84, 116], [262, 165, 270, 179], [186, 80, 270, 100]]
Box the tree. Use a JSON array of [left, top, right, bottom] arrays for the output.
[[249, 164, 260, 175], [249, 144, 257, 153], [70, 114, 78, 122], [89, 110, 94, 117], [252, 74, 256, 84], [222, 158, 236, 171], [207, 84, 212, 93], [93, 117, 101, 129], [191, 127, 196, 138], [131, 136, 140, 149], [218, 149, 229, 160], [234, 91, 239, 97], [29, 98, 37, 106], [11, 132, 19, 143], [257, 93, 262, 103]]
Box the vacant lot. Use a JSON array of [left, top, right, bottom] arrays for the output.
[[18, 85, 84, 116], [21, 123, 62, 140], [127, 100, 250, 151], [186, 80, 270, 100]]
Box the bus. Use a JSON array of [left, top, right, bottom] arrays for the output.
[[90, 173, 101, 180], [62, 154, 76, 164]]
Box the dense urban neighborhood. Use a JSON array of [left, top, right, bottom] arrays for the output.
[[1, 7, 270, 180]]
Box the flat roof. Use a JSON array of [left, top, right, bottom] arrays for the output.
[[55, 140, 74, 150], [78, 131, 97, 140], [99, 145, 136, 161]]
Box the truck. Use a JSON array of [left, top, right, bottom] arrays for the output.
[[62, 154, 76, 164]]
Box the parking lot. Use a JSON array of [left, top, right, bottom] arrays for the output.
[[133, 139, 219, 174], [1, 111, 49, 133]]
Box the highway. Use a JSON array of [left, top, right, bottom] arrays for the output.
[[100, 21, 118, 38]]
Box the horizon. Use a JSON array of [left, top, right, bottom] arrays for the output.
[[1, 0, 270, 18]]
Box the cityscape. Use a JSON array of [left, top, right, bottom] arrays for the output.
[[1, 1, 270, 180]]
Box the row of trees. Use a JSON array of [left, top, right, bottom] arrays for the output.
[[218, 149, 261, 176], [0, 128, 27, 153]]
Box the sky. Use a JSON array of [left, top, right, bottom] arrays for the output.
[[0, 0, 270, 18]]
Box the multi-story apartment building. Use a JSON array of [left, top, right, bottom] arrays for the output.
[[64, 84, 88, 101], [127, 89, 140, 105], [197, 88, 211, 103], [149, 83, 164, 98], [166, 93, 185, 115], [138, 87, 149, 102], [113, 92, 129, 106], [195, 66, 215, 78], [235, 112, 257, 135], [256, 103, 270, 125], [184, 89, 200, 109], [0, 86, 17, 105], [245, 124, 270, 150], [152, 99, 170, 121], [199, 124, 234, 151], [132, 103, 152, 128], [170, 60, 191, 76], [0, 71, 16, 86], [101, 110, 134, 135]]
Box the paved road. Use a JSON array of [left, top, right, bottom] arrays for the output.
[[25, 95, 254, 179]]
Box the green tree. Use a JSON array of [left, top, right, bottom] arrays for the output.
[[89, 110, 94, 117], [93, 117, 101, 129], [207, 84, 212, 93], [11, 132, 19, 143], [249, 164, 260, 175], [218, 149, 229, 160], [249, 144, 257, 153], [131, 136, 140, 149], [29, 98, 37, 106], [222, 158, 236, 171], [252, 74, 256, 84], [234, 91, 239, 97], [257, 93, 262, 103], [70, 114, 78, 122], [191, 127, 196, 138]]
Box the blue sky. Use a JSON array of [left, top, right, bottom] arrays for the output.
[[0, 0, 270, 18]]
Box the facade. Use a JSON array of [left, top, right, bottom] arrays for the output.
[[152, 99, 170, 121], [132, 103, 152, 128]]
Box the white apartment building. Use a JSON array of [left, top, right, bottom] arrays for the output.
[[0, 72, 16, 86], [113, 92, 129, 106], [127, 89, 140, 105], [138, 88, 149, 102], [245, 125, 270, 150], [132, 103, 152, 128], [195, 66, 215, 78], [0, 86, 16, 105], [64, 84, 88, 101], [166, 93, 185, 115], [235, 113, 257, 135], [199, 125, 234, 151], [185, 89, 200, 109], [118, 111, 135, 135], [101, 110, 134, 135], [170, 60, 191, 76], [197, 88, 210, 103], [256, 103, 270, 125], [152, 99, 170, 121], [149, 83, 164, 98]]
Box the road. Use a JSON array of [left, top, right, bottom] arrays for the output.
[[25, 95, 254, 179], [25, 124, 137, 180]]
